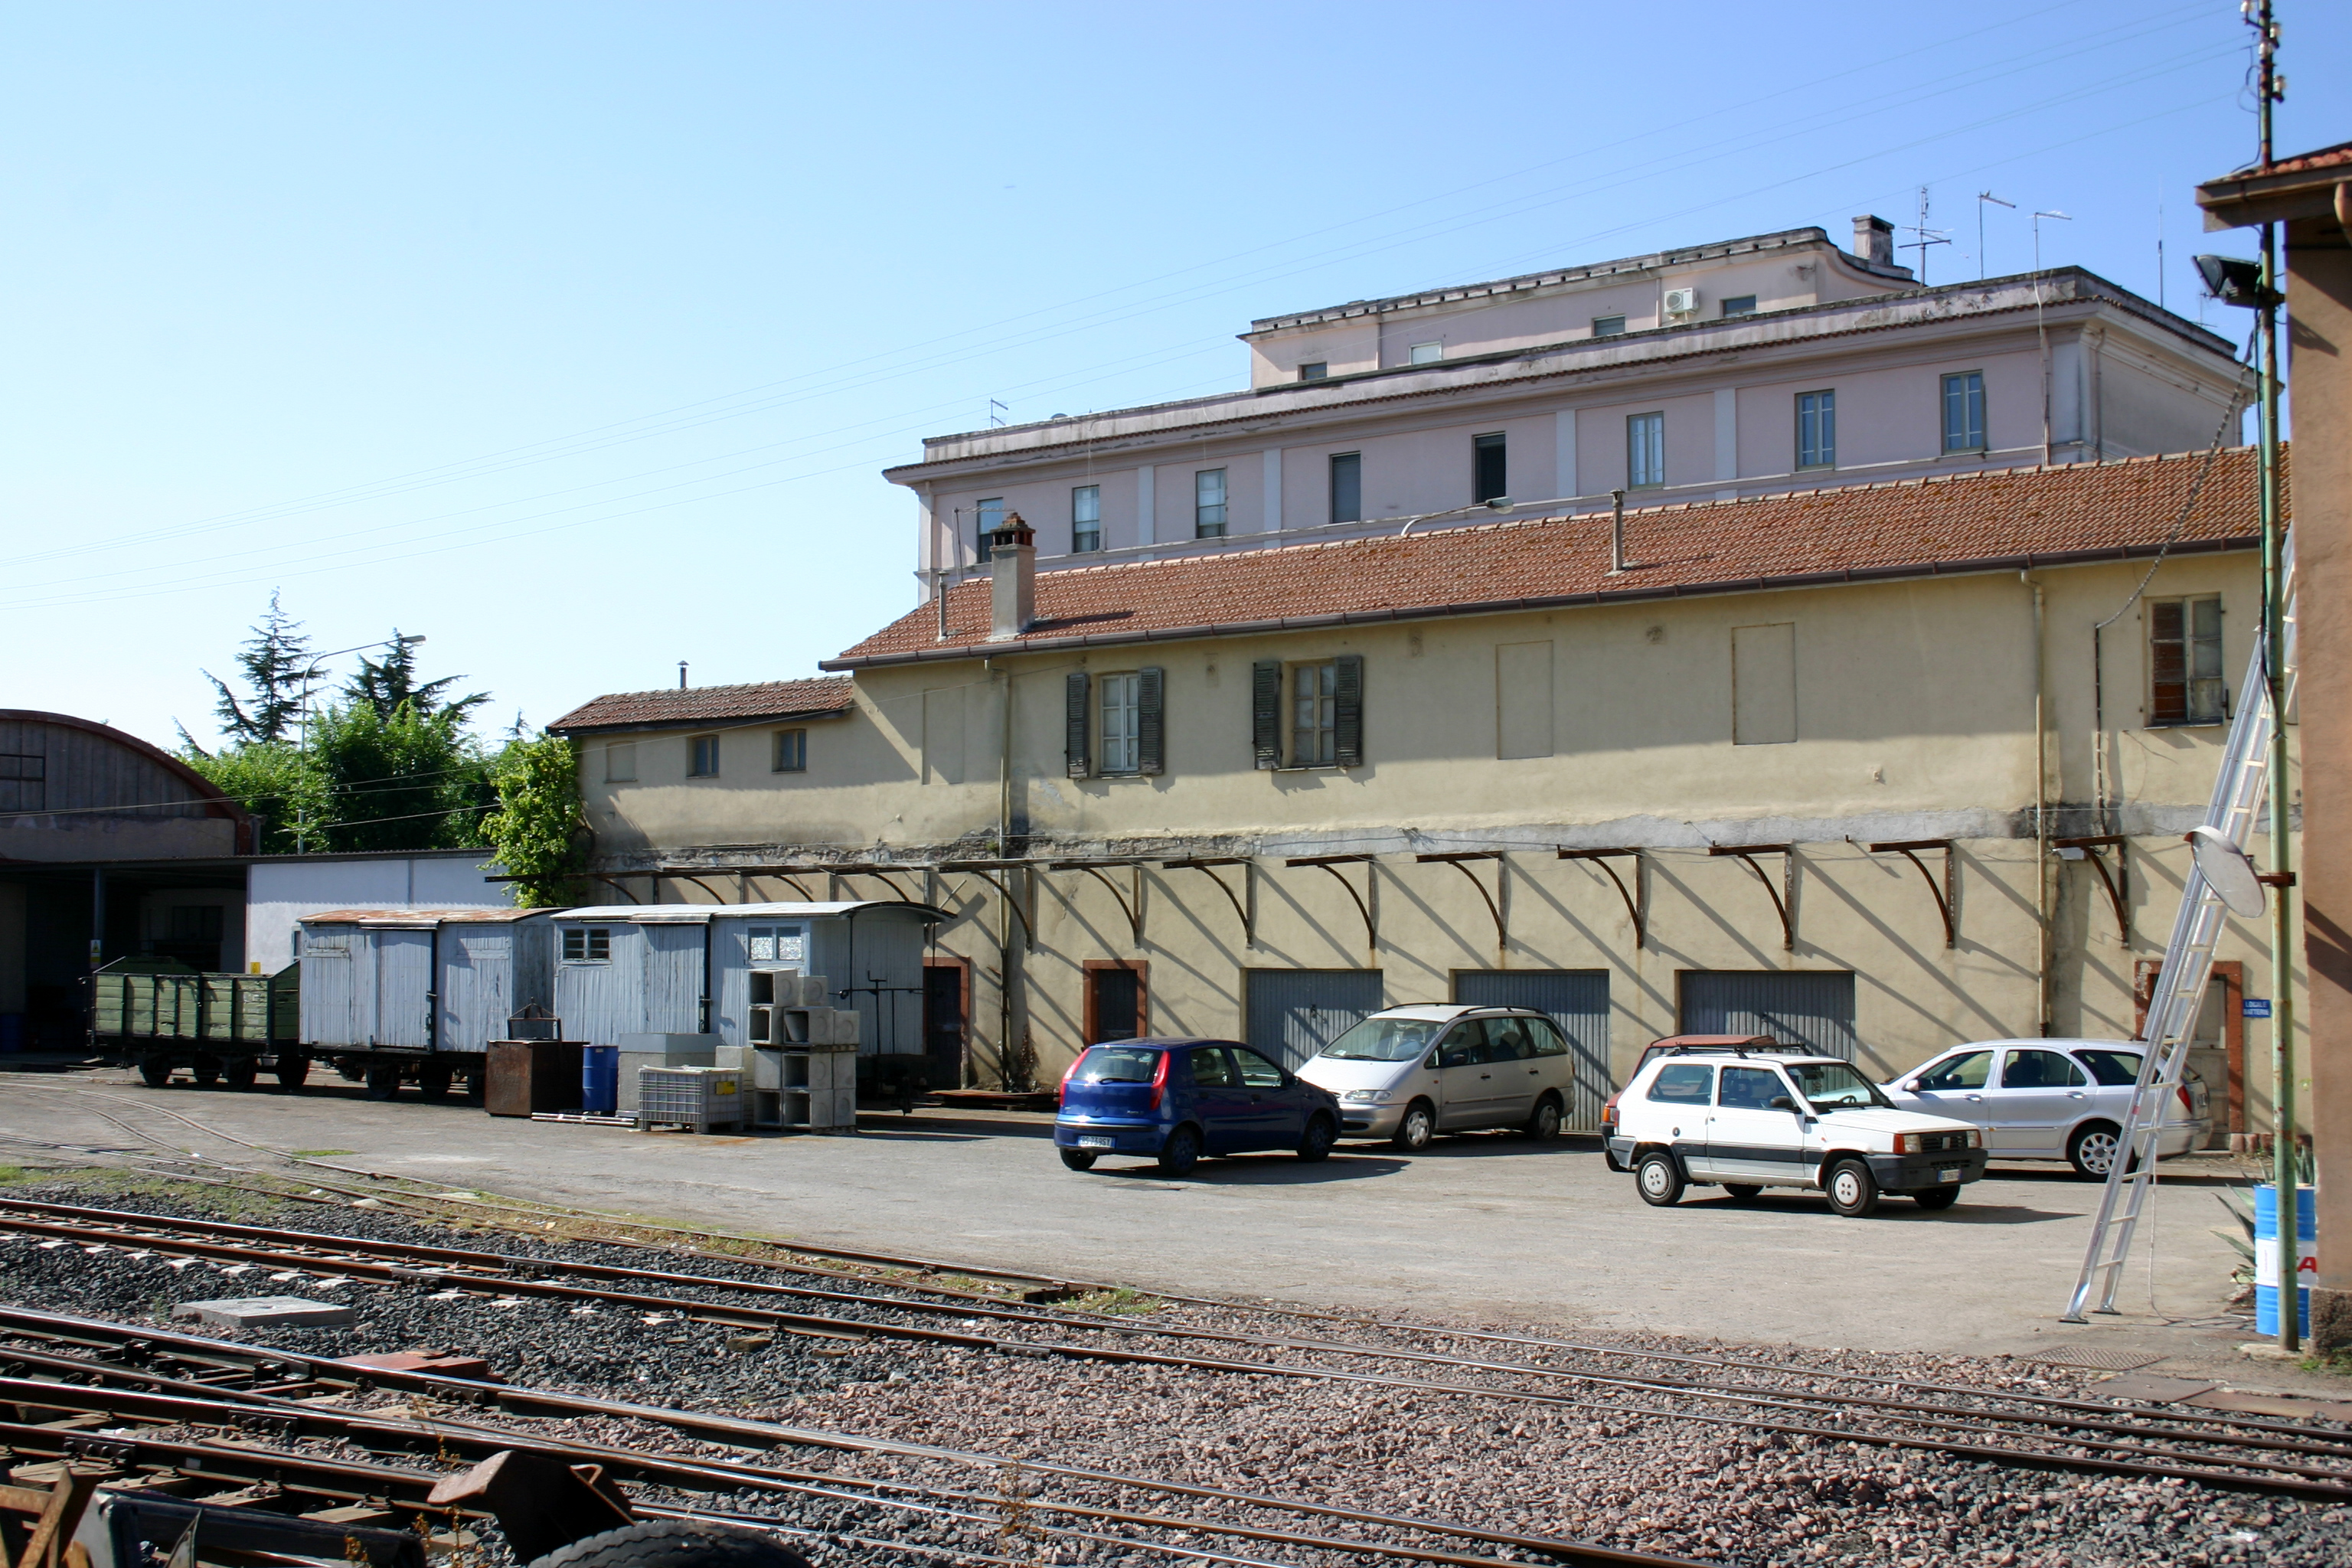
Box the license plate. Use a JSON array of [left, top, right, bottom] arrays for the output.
[[1938, 1168, 1961, 1183], [1077, 1136, 1114, 1149]]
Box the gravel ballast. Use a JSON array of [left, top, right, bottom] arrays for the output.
[[1, 1174, 2345, 1568]]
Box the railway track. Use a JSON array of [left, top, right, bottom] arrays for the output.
[[2, 1196, 2347, 1504], [0, 1302, 1699, 1568]]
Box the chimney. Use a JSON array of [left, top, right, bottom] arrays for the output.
[[1851, 214, 1895, 268], [988, 511, 1036, 640]]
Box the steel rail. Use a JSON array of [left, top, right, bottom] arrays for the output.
[[1, 1095, 2234, 1429], [9, 1203, 2350, 1475], [0, 1305, 1692, 1567]]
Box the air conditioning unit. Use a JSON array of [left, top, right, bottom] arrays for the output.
[[1663, 287, 1697, 316]]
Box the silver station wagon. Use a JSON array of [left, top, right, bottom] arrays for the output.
[[1296, 1004, 1579, 1150]]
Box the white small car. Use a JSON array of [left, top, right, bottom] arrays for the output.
[[1604, 1046, 1987, 1217], [1880, 1039, 2211, 1180], [1298, 1004, 1583, 1150]]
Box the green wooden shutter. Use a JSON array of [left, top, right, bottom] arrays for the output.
[[1138, 667, 1165, 776], [1334, 654, 1365, 768], [1065, 671, 1092, 779], [1251, 660, 1283, 769]]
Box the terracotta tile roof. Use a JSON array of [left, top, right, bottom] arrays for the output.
[[2259, 140, 2352, 178], [547, 676, 854, 735], [827, 448, 2273, 669]]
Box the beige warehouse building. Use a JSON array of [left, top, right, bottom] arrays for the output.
[[553, 447, 2298, 1136]]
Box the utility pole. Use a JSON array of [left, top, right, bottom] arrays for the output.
[[2249, 0, 2299, 1353]]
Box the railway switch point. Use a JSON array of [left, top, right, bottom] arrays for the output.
[[336, 1350, 501, 1381], [168, 1295, 356, 1329]]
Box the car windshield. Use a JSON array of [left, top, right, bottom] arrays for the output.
[[1787, 1061, 1891, 1111], [1321, 1017, 1446, 1062], [1071, 1046, 1161, 1084]]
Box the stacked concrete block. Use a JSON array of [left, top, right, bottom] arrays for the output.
[[723, 972, 860, 1134]]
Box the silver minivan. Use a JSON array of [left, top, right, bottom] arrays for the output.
[[1296, 1004, 1579, 1151]]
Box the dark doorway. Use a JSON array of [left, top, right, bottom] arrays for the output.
[[922, 960, 968, 1089], [1084, 961, 1147, 1044]]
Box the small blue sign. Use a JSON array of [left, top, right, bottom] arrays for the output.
[[2244, 998, 2274, 1019]]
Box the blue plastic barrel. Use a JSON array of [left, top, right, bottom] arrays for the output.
[[581, 1045, 619, 1116], [0, 1014, 22, 1054], [2255, 1184, 2317, 1336]]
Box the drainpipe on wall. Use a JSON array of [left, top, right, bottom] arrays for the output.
[[2029, 573, 2053, 1037]]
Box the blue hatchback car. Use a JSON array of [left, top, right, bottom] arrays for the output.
[[1055, 1037, 1341, 1175]]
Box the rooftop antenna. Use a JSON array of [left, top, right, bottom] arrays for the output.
[[1977, 191, 2015, 280], [988, 399, 1008, 427], [2158, 194, 2167, 312], [1900, 185, 1950, 284]]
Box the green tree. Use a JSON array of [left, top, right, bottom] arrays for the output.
[[305, 702, 496, 853], [481, 731, 588, 906], [344, 631, 489, 723], [181, 741, 325, 856], [191, 590, 312, 747]]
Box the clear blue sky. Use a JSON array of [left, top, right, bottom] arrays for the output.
[[4, 2, 2343, 751]]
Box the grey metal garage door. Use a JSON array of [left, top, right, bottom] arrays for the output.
[[1452, 970, 1612, 1131], [1678, 970, 1857, 1060], [1246, 969, 1384, 1070]]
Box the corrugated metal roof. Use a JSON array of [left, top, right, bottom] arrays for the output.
[[300, 908, 560, 927], [547, 677, 854, 735], [829, 447, 2273, 669], [552, 900, 951, 923]]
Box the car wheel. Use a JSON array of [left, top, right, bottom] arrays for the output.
[[2068, 1121, 2125, 1181], [362, 1066, 402, 1102], [1390, 1101, 1436, 1153], [1524, 1096, 1563, 1141], [136, 1056, 173, 1089], [1635, 1151, 1684, 1207], [1157, 1125, 1201, 1177], [1824, 1158, 1880, 1217], [1913, 1186, 1962, 1210], [1058, 1148, 1097, 1171], [1297, 1114, 1337, 1162], [1721, 1183, 1762, 1203]]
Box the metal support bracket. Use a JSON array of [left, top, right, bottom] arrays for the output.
[[1868, 838, 1957, 948], [2054, 834, 2131, 945], [1557, 848, 1645, 949], [938, 860, 1036, 951], [1049, 861, 1145, 947], [1415, 851, 1506, 958], [1710, 843, 1795, 951], [1284, 854, 1377, 952], [1161, 857, 1253, 946]]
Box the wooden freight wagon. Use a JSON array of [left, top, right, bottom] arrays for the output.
[[88, 958, 304, 1089], [297, 907, 564, 1101]]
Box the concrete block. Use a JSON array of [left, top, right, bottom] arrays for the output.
[[174, 1295, 355, 1329]]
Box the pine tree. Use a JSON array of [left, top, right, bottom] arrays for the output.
[[344, 631, 488, 721], [200, 591, 313, 745]]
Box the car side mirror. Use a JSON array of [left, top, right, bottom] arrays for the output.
[[1769, 1096, 1798, 1112], [1902, 1080, 1920, 1093]]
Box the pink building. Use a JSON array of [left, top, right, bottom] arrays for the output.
[[890, 219, 2249, 592]]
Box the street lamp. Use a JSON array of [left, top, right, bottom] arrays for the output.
[[291, 635, 426, 854]]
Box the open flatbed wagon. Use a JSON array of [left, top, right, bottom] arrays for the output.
[[87, 959, 306, 1089]]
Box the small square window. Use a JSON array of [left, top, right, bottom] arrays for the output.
[[1099, 671, 1141, 775], [1297, 361, 1328, 381], [689, 734, 720, 777], [1796, 390, 1836, 469], [974, 496, 1005, 560], [1720, 295, 1757, 318], [563, 927, 612, 962], [773, 728, 806, 773], [1409, 341, 1444, 365], [1292, 661, 1338, 766], [2150, 596, 2226, 724], [1942, 371, 1987, 452], [1194, 469, 1227, 537], [1473, 433, 1507, 505], [1592, 315, 1626, 338], [604, 741, 637, 782], [1071, 484, 1101, 553], [1626, 412, 1665, 488]]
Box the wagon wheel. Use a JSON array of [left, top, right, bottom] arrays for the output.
[[221, 1060, 260, 1091]]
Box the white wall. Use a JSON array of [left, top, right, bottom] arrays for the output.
[[244, 852, 508, 973]]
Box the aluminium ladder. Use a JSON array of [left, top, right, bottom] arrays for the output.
[[2063, 531, 2299, 1322]]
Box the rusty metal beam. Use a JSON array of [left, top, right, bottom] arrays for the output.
[[1415, 852, 1505, 957], [1048, 861, 1144, 947], [1868, 839, 1957, 949], [1161, 858, 1252, 946], [1557, 848, 1645, 949], [1282, 854, 1377, 950], [1709, 844, 1794, 952], [2054, 835, 2131, 945]]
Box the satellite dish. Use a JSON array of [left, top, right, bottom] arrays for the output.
[[2189, 825, 2265, 917]]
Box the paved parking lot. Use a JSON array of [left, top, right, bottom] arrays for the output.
[[0, 1067, 2273, 1377]]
